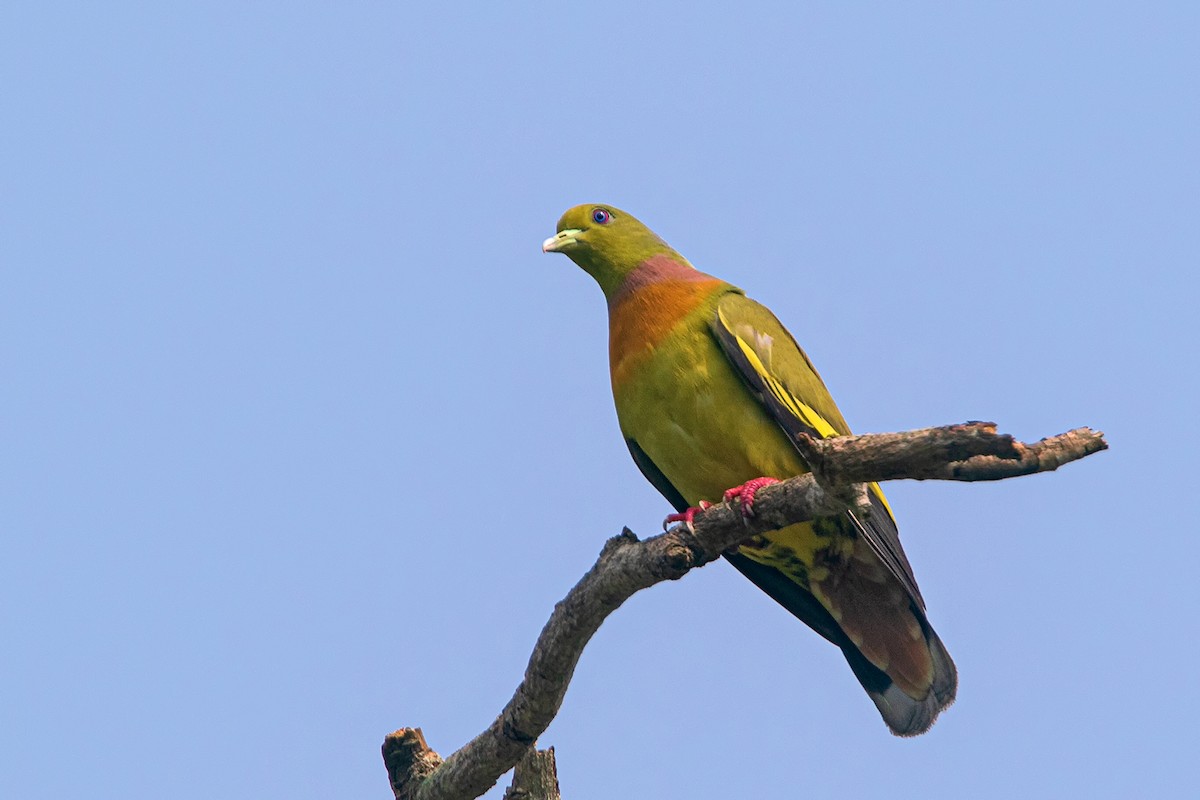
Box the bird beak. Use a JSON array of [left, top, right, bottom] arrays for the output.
[[542, 229, 584, 253]]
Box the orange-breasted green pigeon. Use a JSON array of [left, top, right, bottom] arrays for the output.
[[543, 204, 956, 736]]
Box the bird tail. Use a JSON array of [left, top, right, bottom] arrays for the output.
[[725, 551, 956, 736], [843, 617, 957, 737]]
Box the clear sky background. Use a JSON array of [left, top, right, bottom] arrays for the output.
[[2, 3, 1196, 798]]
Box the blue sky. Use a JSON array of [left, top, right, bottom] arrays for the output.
[[2, 3, 1196, 798]]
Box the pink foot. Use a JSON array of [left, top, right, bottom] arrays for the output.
[[663, 500, 712, 532], [723, 477, 781, 518]]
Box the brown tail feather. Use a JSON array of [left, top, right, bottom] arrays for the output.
[[727, 543, 957, 736], [815, 537, 957, 735]]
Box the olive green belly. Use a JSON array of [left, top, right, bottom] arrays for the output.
[[613, 327, 853, 583]]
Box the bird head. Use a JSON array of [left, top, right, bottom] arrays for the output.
[[542, 204, 682, 298]]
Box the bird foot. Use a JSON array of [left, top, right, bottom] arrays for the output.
[[663, 500, 712, 532], [723, 477, 781, 518]]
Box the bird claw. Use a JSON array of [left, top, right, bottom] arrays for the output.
[[663, 500, 712, 532], [722, 477, 781, 518]]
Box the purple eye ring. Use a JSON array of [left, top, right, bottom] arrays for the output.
[[591, 208, 612, 225]]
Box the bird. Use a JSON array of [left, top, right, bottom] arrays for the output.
[[542, 204, 956, 736]]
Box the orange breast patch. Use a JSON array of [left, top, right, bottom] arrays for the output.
[[608, 279, 723, 389]]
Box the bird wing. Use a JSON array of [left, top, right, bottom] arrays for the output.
[[710, 292, 926, 608]]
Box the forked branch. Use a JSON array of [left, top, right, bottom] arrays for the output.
[[384, 422, 1106, 800]]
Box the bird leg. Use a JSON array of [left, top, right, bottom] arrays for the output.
[[663, 500, 712, 532], [722, 477, 781, 518]]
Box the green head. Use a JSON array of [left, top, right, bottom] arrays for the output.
[[542, 204, 686, 298]]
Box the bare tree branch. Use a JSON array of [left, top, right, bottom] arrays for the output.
[[791, 423, 1107, 485], [384, 422, 1107, 800], [502, 748, 561, 800], [383, 729, 444, 800]]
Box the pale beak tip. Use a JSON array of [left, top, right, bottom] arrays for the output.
[[542, 228, 582, 254], [544, 227, 580, 253]]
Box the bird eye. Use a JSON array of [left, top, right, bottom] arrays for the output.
[[591, 208, 612, 225]]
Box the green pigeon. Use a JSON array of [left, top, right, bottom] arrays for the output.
[[543, 204, 956, 735]]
